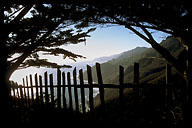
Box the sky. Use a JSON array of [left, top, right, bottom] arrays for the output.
[[46, 25, 168, 65], [10, 25, 169, 84]]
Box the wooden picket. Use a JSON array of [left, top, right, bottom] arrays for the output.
[[96, 62, 105, 109], [62, 72, 67, 109], [57, 68, 61, 110], [73, 68, 79, 112], [79, 69, 86, 114], [87, 65, 94, 116], [67, 72, 73, 110]]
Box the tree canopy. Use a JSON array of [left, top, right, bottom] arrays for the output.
[[4, 4, 96, 78], [70, 1, 192, 76], [3, 1, 192, 78]]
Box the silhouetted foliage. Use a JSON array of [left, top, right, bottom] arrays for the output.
[[72, 1, 191, 77], [2, 3, 96, 125], [4, 4, 96, 78]]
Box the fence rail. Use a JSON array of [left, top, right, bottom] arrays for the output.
[[9, 62, 185, 121]]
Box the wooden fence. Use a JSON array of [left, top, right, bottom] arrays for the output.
[[9, 62, 185, 121]]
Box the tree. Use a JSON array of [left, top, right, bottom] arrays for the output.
[[70, 1, 192, 96], [4, 4, 96, 79], [1, 4, 96, 123]]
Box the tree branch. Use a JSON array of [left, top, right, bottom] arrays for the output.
[[39, 47, 86, 60], [137, 23, 186, 74], [7, 21, 57, 78], [89, 18, 173, 35], [5, 5, 33, 38], [20, 58, 72, 69], [7, 13, 89, 78], [113, 16, 185, 75]]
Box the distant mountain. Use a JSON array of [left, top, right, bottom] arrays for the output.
[[92, 54, 120, 63], [65, 53, 120, 73]]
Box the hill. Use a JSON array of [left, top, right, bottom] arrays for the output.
[[83, 47, 148, 83], [84, 36, 183, 83], [83, 36, 183, 106]]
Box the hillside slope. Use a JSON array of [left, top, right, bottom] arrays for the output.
[[84, 36, 183, 84], [83, 47, 148, 83], [84, 36, 183, 106]]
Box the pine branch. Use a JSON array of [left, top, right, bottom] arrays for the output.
[[20, 58, 72, 69], [43, 27, 96, 47], [40, 48, 86, 61], [5, 5, 33, 38]]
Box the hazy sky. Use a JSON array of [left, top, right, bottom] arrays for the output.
[[47, 25, 169, 65], [10, 25, 169, 84]]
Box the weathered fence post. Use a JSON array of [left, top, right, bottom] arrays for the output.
[[35, 73, 39, 104], [79, 69, 86, 114], [19, 85, 24, 109], [62, 72, 67, 109], [67, 72, 73, 110], [29, 74, 34, 105], [16, 82, 20, 99], [87, 65, 94, 117], [119, 66, 124, 106], [96, 63, 105, 109], [25, 76, 30, 106], [57, 68, 61, 110], [44, 72, 49, 106], [22, 78, 27, 107], [39, 75, 43, 105], [73, 68, 79, 112], [49, 74, 54, 107]]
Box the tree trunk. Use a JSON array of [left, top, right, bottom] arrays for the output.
[[125, 24, 185, 76], [179, 35, 192, 101], [0, 3, 12, 125], [179, 34, 192, 126], [187, 45, 192, 101], [184, 44, 192, 126], [7, 51, 31, 79], [0, 40, 13, 125], [0, 55, 11, 125]]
